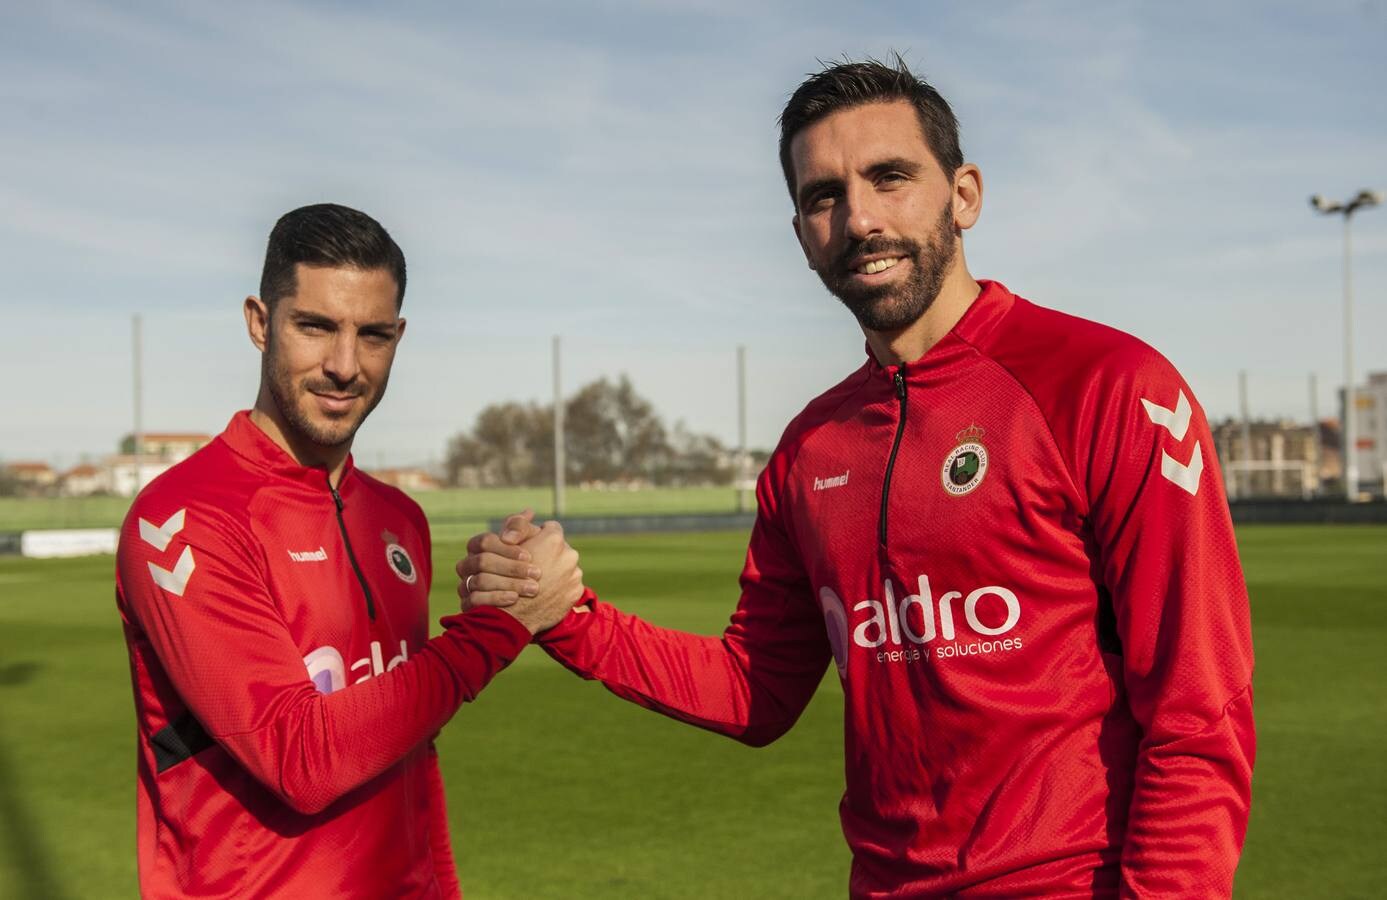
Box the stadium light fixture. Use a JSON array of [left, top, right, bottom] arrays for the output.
[[1309, 189, 1381, 501]]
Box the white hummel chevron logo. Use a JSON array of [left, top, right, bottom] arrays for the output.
[[1141, 390, 1191, 441], [1142, 389, 1202, 495], [140, 508, 195, 594], [139, 509, 186, 552], [148, 546, 196, 596], [1161, 443, 1204, 496]]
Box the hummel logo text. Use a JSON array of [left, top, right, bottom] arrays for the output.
[[288, 547, 328, 563], [813, 470, 850, 491]]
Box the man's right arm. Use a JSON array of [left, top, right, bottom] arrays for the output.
[[118, 506, 570, 815], [468, 470, 832, 747]]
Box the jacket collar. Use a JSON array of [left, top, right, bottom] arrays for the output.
[[218, 410, 357, 494], [864, 279, 1015, 382]]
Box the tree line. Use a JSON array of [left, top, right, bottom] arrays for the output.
[[443, 375, 765, 488]]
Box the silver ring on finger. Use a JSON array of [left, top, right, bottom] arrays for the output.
[[465, 574, 477, 594]]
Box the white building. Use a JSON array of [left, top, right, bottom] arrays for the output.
[[4, 461, 56, 493], [107, 431, 212, 496], [107, 455, 177, 498], [119, 431, 212, 462], [1342, 370, 1387, 497], [59, 464, 110, 497], [1212, 419, 1324, 499]]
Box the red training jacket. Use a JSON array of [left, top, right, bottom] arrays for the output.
[[542, 281, 1255, 898], [116, 411, 531, 899]]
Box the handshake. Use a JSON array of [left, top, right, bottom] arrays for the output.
[[454, 510, 586, 634]]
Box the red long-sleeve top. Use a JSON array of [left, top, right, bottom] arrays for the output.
[[542, 281, 1255, 897], [116, 411, 531, 899]]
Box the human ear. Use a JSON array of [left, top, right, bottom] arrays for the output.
[[244, 296, 270, 352], [952, 164, 983, 231]]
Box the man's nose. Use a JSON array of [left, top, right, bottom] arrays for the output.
[[842, 183, 884, 243], [322, 332, 360, 384]]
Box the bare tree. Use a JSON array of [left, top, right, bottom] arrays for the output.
[[443, 375, 753, 488]]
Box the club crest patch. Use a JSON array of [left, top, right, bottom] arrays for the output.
[[942, 424, 988, 497], [381, 530, 418, 584]]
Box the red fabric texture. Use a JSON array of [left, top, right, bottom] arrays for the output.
[[116, 411, 530, 899], [542, 281, 1255, 898]]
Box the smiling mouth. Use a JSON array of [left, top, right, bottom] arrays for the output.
[[310, 390, 362, 413], [853, 256, 904, 275]]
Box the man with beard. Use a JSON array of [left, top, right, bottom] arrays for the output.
[[115, 203, 582, 899], [462, 58, 1256, 897]]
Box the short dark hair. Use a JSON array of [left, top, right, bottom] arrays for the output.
[[259, 203, 407, 310], [778, 55, 963, 208]]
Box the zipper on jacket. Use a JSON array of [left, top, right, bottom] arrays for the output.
[[878, 367, 909, 548], [331, 485, 377, 621]]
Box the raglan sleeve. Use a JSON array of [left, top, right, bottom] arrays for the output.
[[118, 499, 531, 816], [1080, 356, 1255, 897], [536, 448, 832, 747]]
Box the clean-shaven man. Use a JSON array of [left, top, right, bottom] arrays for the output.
[[116, 203, 581, 898], [465, 59, 1255, 897]]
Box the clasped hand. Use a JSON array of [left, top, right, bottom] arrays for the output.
[[455, 510, 582, 634]]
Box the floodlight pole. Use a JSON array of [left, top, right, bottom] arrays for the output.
[[1341, 214, 1357, 501], [552, 336, 566, 518], [132, 314, 144, 496], [1310, 189, 1381, 502], [1238, 370, 1252, 498], [1309, 372, 1321, 496], [736, 345, 749, 513]]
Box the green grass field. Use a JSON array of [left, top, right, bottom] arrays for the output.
[[0, 524, 1383, 898]]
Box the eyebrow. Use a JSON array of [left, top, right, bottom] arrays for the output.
[[288, 311, 335, 326], [866, 157, 924, 178]]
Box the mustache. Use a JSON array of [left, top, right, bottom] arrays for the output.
[[836, 237, 921, 274], [303, 378, 365, 398]]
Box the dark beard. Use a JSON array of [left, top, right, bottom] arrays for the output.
[[262, 329, 386, 450], [819, 203, 957, 332]]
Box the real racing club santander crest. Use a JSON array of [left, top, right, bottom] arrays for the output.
[[941, 424, 988, 496], [381, 530, 418, 584]]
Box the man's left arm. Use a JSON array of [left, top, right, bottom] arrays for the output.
[[1086, 364, 1255, 897]]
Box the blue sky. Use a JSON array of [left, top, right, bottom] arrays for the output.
[[3, 0, 1384, 468]]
